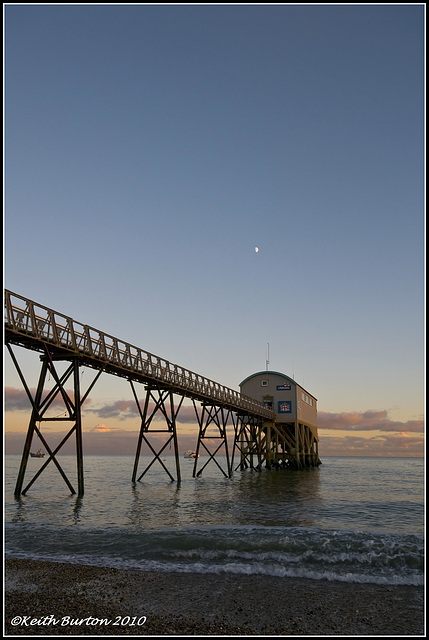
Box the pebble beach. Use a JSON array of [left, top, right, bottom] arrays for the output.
[[4, 558, 425, 636]]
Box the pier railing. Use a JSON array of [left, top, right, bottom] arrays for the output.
[[5, 290, 275, 420]]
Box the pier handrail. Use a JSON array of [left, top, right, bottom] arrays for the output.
[[4, 290, 275, 420]]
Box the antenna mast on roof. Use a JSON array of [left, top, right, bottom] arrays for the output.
[[266, 342, 270, 372]]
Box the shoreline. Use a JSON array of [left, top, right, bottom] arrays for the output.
[[4, 558, 425, 636]]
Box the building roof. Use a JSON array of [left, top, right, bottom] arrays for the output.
[[239, 371, 317, 401]]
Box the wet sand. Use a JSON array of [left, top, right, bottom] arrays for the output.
[[4, 558, 425, 636]]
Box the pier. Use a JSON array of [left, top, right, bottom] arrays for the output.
[[5, 290, 321, 497]]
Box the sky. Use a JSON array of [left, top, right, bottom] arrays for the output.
[[4, 4, 425, 458]]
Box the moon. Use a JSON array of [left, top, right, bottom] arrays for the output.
[[255, 247, 259, 253]]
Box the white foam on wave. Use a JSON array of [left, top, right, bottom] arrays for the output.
[[5, 549, 424, 587], [5, 522, 424, 587]]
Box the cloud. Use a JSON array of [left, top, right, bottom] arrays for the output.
[[5, 417, 423, 458], [87, 424, 122, 433], [175, 406, 200, 423], [5, 387, 202, 423], [7, 386, 420, 433], [4, 386, 92, 411], [86, 400, 139, 420], [318, 410, 424, 433], [84, 401, 203, 424], [5, 387, 423, 457], [319, 432, 424, 457], [4, 426, 202, 456]]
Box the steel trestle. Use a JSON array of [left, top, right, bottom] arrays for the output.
[[5, 290, 320, 496]]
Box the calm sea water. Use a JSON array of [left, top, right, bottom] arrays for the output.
[[4, 455, 424, 586]]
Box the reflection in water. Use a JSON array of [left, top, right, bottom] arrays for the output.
[[128, 481, 182, 530], [124, 464, 323, 530], [4, 455, 424, 534], [72, 496, 84, 524]]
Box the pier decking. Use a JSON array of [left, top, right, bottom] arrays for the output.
[[5, 290, 320, 496]]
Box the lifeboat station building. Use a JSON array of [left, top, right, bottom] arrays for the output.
[[239, 371, 320, 469]]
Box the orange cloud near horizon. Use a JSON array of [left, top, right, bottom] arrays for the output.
[[4, 424, 424, 458], [317, 410, 423, 433], [87, 424, 122, 433], [4, 386, 424, 457]]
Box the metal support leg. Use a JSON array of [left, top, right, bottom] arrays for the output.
[[73, 358, 84, 496], [14, 359, 49, 496], [265, 421, 272, 469], [131, 381, 151, 483], [170, 392, 181, 484]]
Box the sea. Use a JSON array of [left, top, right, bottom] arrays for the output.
[[4, 455, 425, 587]]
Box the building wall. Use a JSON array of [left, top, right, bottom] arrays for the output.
[[297, 387, 318, 432]]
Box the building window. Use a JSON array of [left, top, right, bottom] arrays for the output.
[[263, 395, 273, 408], [261, 380, 269, 387], [301, 392, 314, 407]]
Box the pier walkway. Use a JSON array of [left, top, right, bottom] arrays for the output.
[[5, 290, 319, 497]]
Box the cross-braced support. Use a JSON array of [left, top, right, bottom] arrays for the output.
[[293, 423, 321, 468], [232, 415, 265, 471], [131, 383, 183, 483], [232, 417, 321, 471], [192, 401, 234, 478], [9, 344, 101, 497]]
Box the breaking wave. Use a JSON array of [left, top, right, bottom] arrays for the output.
[[5, 523, 424, 586]]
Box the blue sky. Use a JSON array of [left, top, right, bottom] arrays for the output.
[[4, 5, 424, 456]]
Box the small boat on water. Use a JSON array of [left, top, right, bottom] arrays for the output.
[[30, 448, 45, 458], [184, 450, 199, 459]]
